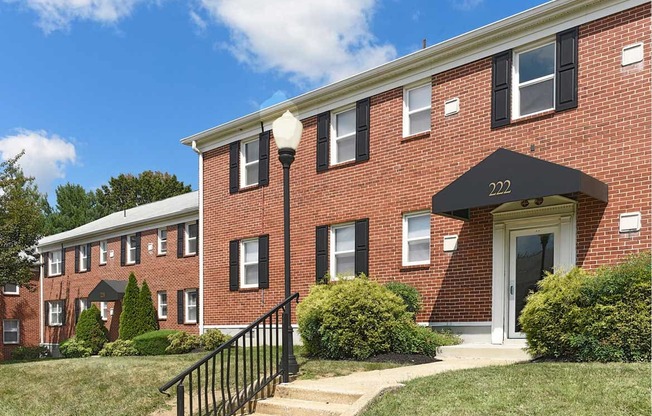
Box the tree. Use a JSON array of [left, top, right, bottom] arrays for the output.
[[43, 183, 100, 235], [95, 171, 191, 217], [119, 273, 140, 340], [76, 305, 109, 354], [0, 152, 44, 288], [136, 280, 159, 335]]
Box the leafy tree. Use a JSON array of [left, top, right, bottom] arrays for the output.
[[0, 152, 44, 288], [119, 273, 140, 340], [76, 305, 109, 354], [136, 280, 159, 335], [95, 171, 191, 217], [43, 183, 100, 234]]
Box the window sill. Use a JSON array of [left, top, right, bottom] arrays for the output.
[[99, 263, 107, 267], [157, 253, 167, 257], [48, 324, 63, 327], [237, 184, 263, 194], [183, 253, 197, 258], [320, 158, 366, 173], [158, 317, 167, 321], [238, 287, 260, 292], [401, 131, 431, 143], [510, 109, 556, 126], [184, 321, 198, 325], [400, 264, 431, 272], [3, 342, 19, 345], [2, 292, 19, 296]]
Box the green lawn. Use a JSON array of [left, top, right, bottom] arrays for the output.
[[0, 347, 403, 416], [362, 362, 651, 416]]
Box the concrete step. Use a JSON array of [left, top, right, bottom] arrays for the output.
[[254, 397, 350, 416], [438, 344, 531, 361], [274, 383, 362, 405]]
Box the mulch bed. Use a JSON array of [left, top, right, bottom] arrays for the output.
[[367, 353, 440, 365]]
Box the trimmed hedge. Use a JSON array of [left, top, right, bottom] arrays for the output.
[[520, 253, 651, 362], [99, 339, 139, 357], [385, 282, 422, 316], [11, 345, 51, 361], [132, 330, 179, 356], [166, 332, 200, 354], [59, 338, 92, 358], [119, 273, 140, 340], [76, 305, 108, 354], [200, 329, 231, 351]]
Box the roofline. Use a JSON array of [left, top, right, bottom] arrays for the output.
[[182, 0, 646, 151]]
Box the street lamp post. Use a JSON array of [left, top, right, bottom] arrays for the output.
[[272, 110, 302, 382]]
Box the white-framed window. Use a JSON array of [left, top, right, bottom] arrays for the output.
[[158, 228, 168, 255], [403, 83, 431, 137], [2, 320, 19, 344], [2, 283, 19, 295], [99, 240, 107, 265], [513, 40, 555, 118], [185, 222, 198, 256], [240, 239, 259, 288], [240, 137, 259, 188], [330, 223, 355, 279], [157, 291, 168, 319], [402, 212, 431, 266], [330, 107, 356, 165], [49, 249, 62, 276], [79, 298, 89, 314], [100, 301, 109, 321], [79, 244, 89, 272], [48, 300, 64, 326], [185, 289, 198, 324], [126, 234, 137, 264]]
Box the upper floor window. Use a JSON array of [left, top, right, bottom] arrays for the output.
[[403, 83, 431, 137], [158, 228, 167, 255], [185, 222, 198, 256], [330, 223, 355, 279], [240, 239, 259, 289], [2, 283, 19, 295], [185, 289, 198, 324], [513, 41, 555, 118], [240, 137, 259, 188], [49, 250, 62, 276], [402, 212, 431, 266], [330, 107, 356, 165], [78, 244, 89, 272], [126, 234, 137, 264], [99, 240, 108, 265], [3, 320, 19, 344]]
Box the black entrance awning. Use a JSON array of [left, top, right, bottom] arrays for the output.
[[88, 280, 128, 302], [432, 148, 608, 220]]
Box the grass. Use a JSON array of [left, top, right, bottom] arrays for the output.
[[362, 362, 652, 416], [0, 347, 405, 416]]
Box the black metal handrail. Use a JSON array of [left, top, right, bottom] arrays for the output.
[[159, 292, 300, 416]]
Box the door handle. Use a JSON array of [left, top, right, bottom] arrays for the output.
[[510, 285, 514, 296]]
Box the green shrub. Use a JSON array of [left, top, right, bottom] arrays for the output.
[[520, 253, 651, 362], [166, 332, 201, 354], [136, 280, 159, 336], [11, 345, 51, 361], [76, 305, 108, 354], [385, 282, 422, 316], [119, 273, 140, 340], [99, 339, 139, 357], [132, 330, 179, 356], [200, 329, 231, 351], [59, 338, 92, 358]]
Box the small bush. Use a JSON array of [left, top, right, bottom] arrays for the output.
[[76, 305, 108, 354], [385, 282, 422, 317], [99, 339, 139, 357], [11, 345, 51, 361], [520, 253, 651, 362], [59, 338, 92, 358], [133, 330, 179, 356], [136, 280, 159, 336], [200, 329, 231, 351], [166, 332, 201, 354]]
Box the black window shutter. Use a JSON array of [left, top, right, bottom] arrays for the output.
[[229, 141, 240, 194], [120, 236, 126, 266], [258, 235, 269, 289], [61, 299, 67, 326], [87, 243, 92, 271], [316, 112, 330, 172], [74, 298, 80, 324], [177, 290, 184, 324], [45, 301, 50, 326], [74, 246, 80, 273], [135, 232, 142, 264], [315, 225, 328, 283], [355, 219, 369, 277], [491, 50, 512, 128], [177, 224, 184, 258], [44, 253, 49, 278], [229, 240, 240, 291], [556, 27, 579, 112], [355, 98, 370, 162], [61, 248, 66, 275], [259, 131, 270, 186]]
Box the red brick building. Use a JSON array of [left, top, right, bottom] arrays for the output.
[[0, 272, 40, 360], [37, 192, 199, 355], [184, 0, 650, 344]]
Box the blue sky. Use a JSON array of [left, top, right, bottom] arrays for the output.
[[0, 0, 547, 202]]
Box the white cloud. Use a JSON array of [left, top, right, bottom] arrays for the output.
[[6, 0, 152, 33], [0, 129, 76, 192], [199, 0, 397, 86], [189, 8, 207, 33], [449, 0, 484, 11]]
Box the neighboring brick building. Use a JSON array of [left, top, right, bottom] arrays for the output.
[[0, 271, 40, 360], [37, 192, 199, 354], [184, 0, 650, 344]]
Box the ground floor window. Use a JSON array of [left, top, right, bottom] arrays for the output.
[[47, 301, 64, 326], [185, 289, 197, 324], [158, 291, 168, 319], [100, 301, 109, 321], [2, 320, 19, 344]]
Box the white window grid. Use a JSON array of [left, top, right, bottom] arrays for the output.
[[79, 244, 88, 271], [48, 301, 64, 326], [100, 301, 109, 321], [402, 212, 431, 266], [158, 228, 168, 255], [185, 290, 198, 324], [185, 222, 198, 256], [330, 223, 355, 280], [99, 241, 107, 265], [240, 238, 259, 289], [330, 107, 356, 165], [79, 298, 89, 314], [240, 137, 259, 188], [403, 83, 432, 137], [2, 320, 19, 344], [157, 291, 168, 319], [127, 234, 137, 264], [512, 40, 556, 119], [49, 250, 62, 276], [2, 283, 19, 295]]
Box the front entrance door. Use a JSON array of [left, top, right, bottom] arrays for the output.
[[508, 226, 560, 338]]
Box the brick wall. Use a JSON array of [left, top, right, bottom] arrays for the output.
[[201, 5, 650, 326], [0, 272, 40, 360], [42, 223, 199, 347]]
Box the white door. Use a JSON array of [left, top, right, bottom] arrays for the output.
[[508, 226, 560, 339]]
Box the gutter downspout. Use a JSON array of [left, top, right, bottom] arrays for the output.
[[39, 254, 44, 345], [192, 141, 205, 335]]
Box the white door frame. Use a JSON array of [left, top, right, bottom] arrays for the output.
[[491, 197, 576, 345]]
